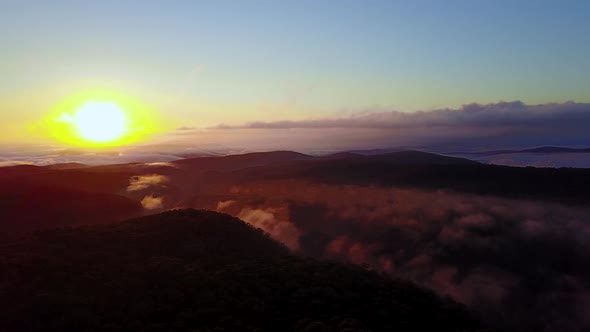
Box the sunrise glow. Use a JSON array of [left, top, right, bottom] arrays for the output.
[[47, 89, 159, 147], [65, 102, 127, 142]]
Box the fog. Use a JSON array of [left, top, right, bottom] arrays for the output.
[[213, 180, 590, 331]]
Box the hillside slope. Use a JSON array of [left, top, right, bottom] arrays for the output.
[[0, 209, 484, 332], [0, 180, 142, 232]]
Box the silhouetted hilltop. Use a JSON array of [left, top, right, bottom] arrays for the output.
[[174, 150, 315, 171], [319, 152, 361, 160], [342, 149, 482, 163], [347, 148, 407, 155], [44, 162, 89, 170], [365, 150, 479, 165], [0, 209, 483, 332], [0, 164, 47, 177]]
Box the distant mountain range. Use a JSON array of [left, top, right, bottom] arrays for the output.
[[448, 146, 590, 156], [1, 149, 589, 233]]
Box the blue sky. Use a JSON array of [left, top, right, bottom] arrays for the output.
[[0, 0, 589, 146]]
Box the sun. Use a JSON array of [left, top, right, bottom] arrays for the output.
[[73, 102, 127, 142], [45, 89, 163, 147], [57, 102, 127, 143]]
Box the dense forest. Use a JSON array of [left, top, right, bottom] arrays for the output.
[[0, 209, 485, 332]]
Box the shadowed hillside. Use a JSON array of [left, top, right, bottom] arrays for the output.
[[0, 180, 142, 233], [230, 151, 590, 205], [0, 209, 484, 332]]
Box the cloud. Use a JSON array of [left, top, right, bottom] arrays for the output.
[[141, 195, 164, 210], [325, 235, 374, 266], [214, 101, 590, 130], [215, 180, 590, 331], [0, 160, 34, 167], [235, 207, 301, 250], [143, 162, 177, 168], [0, 146, 182, 167], [176, 126, 196, 131], [190, 101, 590, 151], [127, 174, 169, 192], [216, 200, 235, 210]]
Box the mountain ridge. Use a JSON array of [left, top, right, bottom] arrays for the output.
[[448, 146, 590, 156]]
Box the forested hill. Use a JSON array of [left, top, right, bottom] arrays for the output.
[[0, 209, 485, 332]]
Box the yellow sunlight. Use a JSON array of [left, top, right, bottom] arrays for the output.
[[46, 89, 160, 147]]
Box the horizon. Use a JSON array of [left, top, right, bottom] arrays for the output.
[[1, 1, 590, 156]]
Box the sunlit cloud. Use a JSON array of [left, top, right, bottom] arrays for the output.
[[216, 200, 235, 210], [141, 195, 164, 210], [143, 162, 176, 168], [236, 207, 301, 250], [0, 160, 34, 167], [127, 174, 169, 191]]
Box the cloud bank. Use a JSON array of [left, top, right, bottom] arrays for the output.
[[172, 101, 590, 151], [214, 101, 590, 130], [215, 180, 590, 331], [0, 146, 183, 167]]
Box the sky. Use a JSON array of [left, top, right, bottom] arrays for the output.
[[0, 0, 589, 152]]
